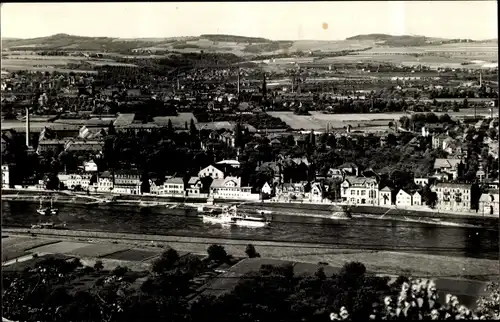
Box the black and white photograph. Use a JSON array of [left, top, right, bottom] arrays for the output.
[[1, 1, 499, 321]]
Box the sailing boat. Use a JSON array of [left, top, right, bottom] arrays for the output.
[[37, 199, 49, 216], [49, 197, 59, 215], [36, 197, 58, 216]]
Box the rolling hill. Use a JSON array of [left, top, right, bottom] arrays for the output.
[[1, 33, 497, 63]]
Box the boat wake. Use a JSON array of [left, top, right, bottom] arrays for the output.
[[356, 213, 480, 228]]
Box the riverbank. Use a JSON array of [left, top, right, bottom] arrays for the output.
[[2, 227, 498, 282], [2, 189, 498, 227]]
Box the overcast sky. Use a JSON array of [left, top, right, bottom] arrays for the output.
[[1, 2, 497, 40]]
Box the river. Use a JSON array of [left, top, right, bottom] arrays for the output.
[[1, 200, 498, 260]]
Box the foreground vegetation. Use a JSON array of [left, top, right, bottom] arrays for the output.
[[2, 244, 498, 322]]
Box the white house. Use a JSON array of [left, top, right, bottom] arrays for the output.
[[186, 176, 204, 197], [340, 176, 378, 205], [67, 173, 92, 191], [84, 160, 98, 172], [396, 189, 413, 207], [414, 178, 429, 187], [209, 176, 256, 200], [113, 184, 140, 195], [378, 186, 394, 206], [95, 172, 114, 192], [2, 164, 10, 188], [309, 182, 324, 202], [261, 182, 273, 195], [198, 165, 225, 180], [57, 173, 71, 188], [479, 190, 499, 216], [162, 177, 185, 197], [413, 191, 423, 206]]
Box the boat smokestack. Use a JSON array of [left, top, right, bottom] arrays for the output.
[[25, 107, 30, 148]]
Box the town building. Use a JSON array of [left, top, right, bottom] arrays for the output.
[[414, 178, 429, 187], [432, 183, 472, 213], [2, 164, 10, 188], [309, 182, 324, 202], [113, 170, 141, 195], [67, 173, 93, 191], [198, 165, 225, 180], [83, 160, 98, 172], [479, 190, 499, 216], [261, 182, 273, 195], [95, 171, 114, 192], [339, 163, 359, 177], [276, 181, 309, 200], [340, 176, 378, 205], [433, 158, 464, 180], [378, 186, 394, 206], [210, 176, 254, 200], [396, 189, 413, 208], [186, 177, 204, 197], [162, 177, 185, 197], [413, 191, 423, 206]]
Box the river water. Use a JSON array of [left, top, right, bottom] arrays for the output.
[[1, 200, 498, 260]]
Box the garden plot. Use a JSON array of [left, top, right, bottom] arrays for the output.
[[103, 249, 160, 262], [30, 241, 89, 255], [65, 243, 131, 258], [1, 237, 61, 262]]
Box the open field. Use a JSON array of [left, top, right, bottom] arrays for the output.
[[3, 230, 498, 282], [288, 40, 375, 52], [1, 236, 61, 262], [267, 109, 495, 130], [153, 112, 198, 127]]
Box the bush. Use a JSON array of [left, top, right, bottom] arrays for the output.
[[152, 248, 180, 274], [207, 244, 228, 263], [111, 266, 129, 277], [245, 244, 260, 258], [94, 260, 104, 271]]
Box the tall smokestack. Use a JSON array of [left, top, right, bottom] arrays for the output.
[[237, 67, 240, 96], [25, 107, 30, 148], [479, 72, 482, 87]]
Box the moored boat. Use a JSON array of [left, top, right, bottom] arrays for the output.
[[202, 206, 270, 228]]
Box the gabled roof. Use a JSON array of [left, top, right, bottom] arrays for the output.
[[434, 182, 471, 189], [339, 162, 358, 169], [343, 176, 377, 186], [165, 177, 184, 184], [433, 158, 462, 169], [188, 176, 200, 185], [211, 176, 241, 188]]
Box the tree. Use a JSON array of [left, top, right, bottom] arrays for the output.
[[152, 248, 180, 274], [112, 266, 129, 277], [94, 260, 104, 271], [189, 118, 198, 137], [207, 244, 227, 263], [245, 244, 260, 258], [167, 119, 174, 133]]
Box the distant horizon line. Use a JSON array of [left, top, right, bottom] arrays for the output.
[[1, 32, 497, 42]]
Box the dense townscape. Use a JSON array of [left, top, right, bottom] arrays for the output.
[[2, 46, 499, 216], [1, 4, 499, 321]]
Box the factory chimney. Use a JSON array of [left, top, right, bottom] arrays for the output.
[[237, 67, 240, 96], [479, 72, 482, 87], [25, 107, 30, 148]]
